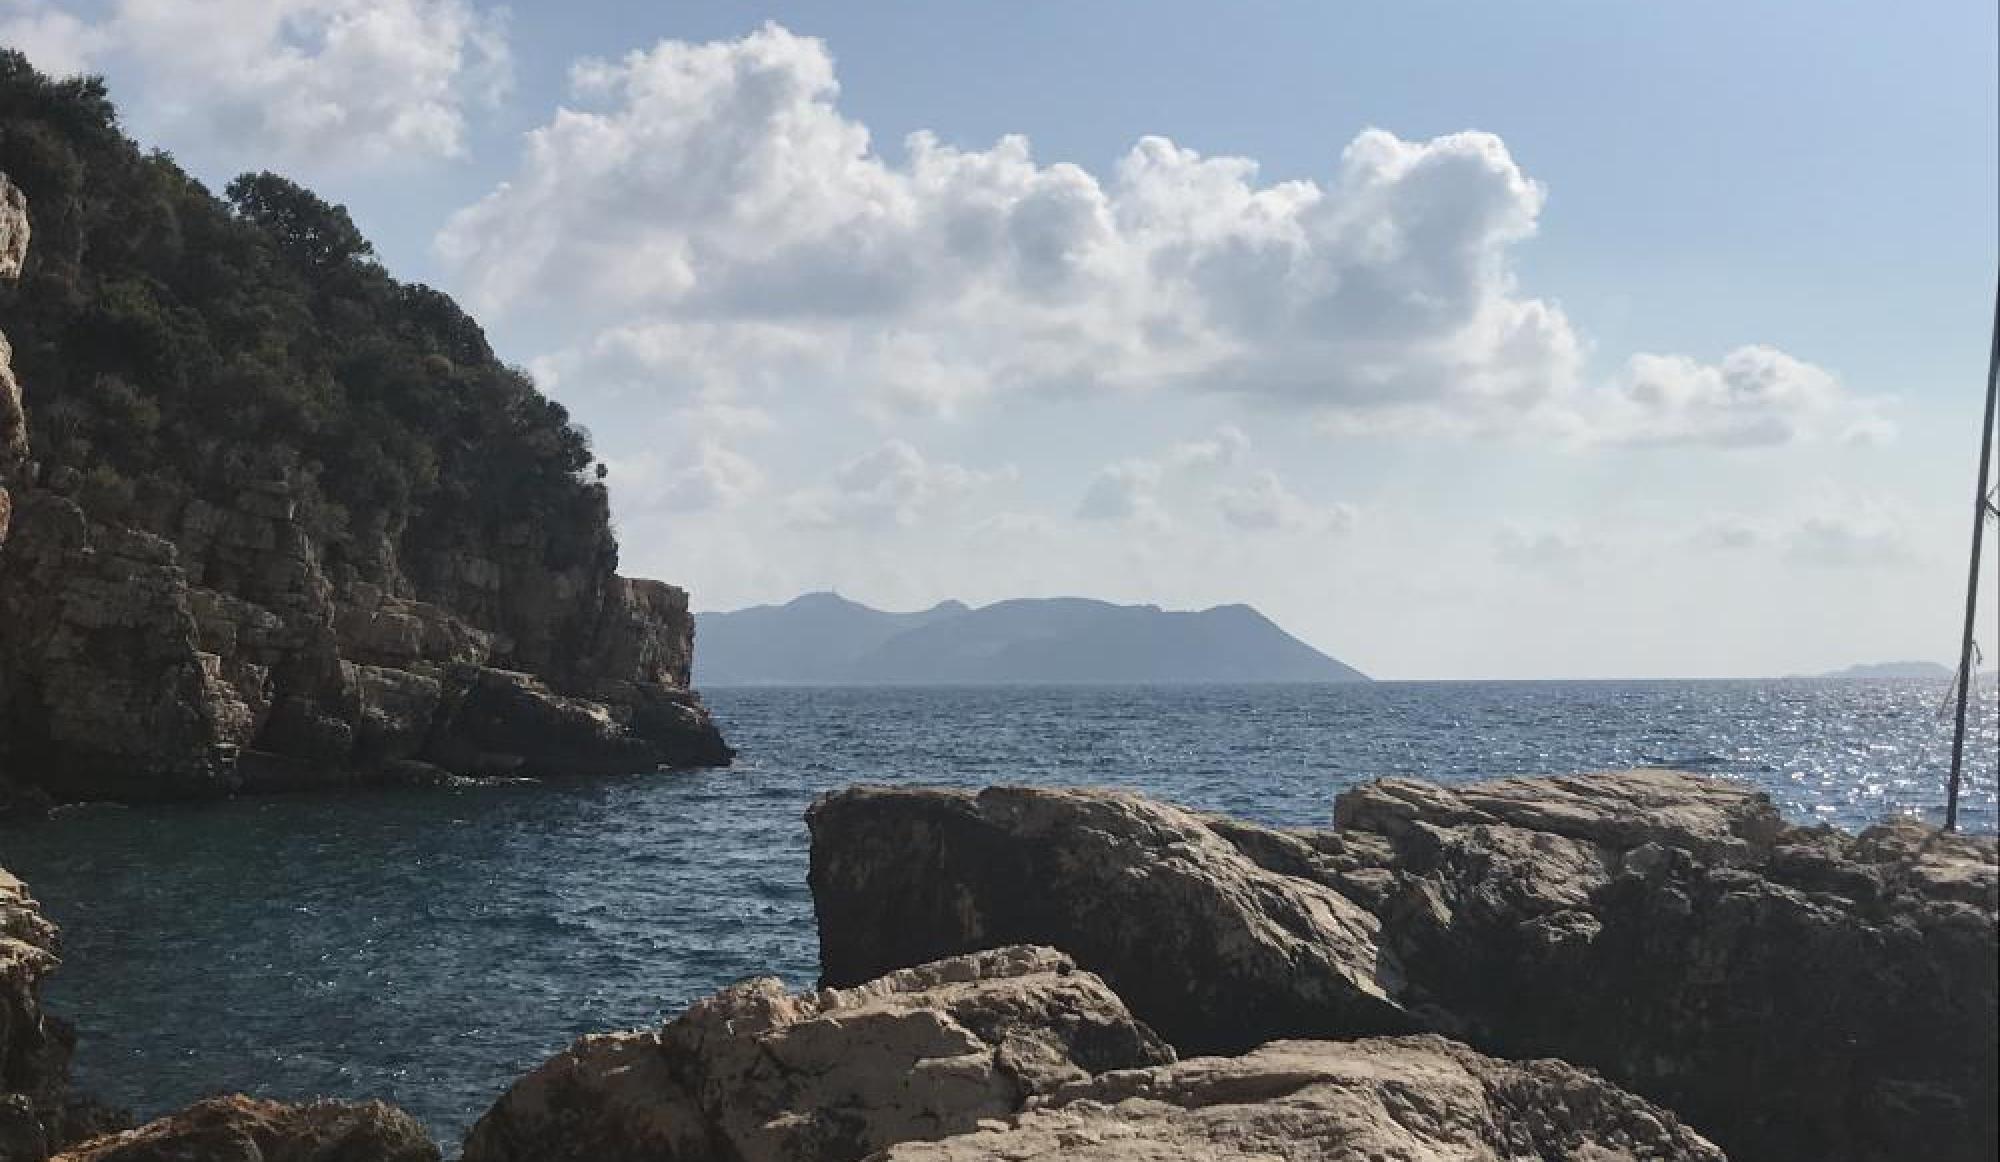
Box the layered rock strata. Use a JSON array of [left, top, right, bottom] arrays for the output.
[[808, 772, 2000, 1162], [0, 870, 128, 1162], [460, 946, 1174, 1162], [876, 1036, 1725, 1162], [0, 174, 728, 804], [51, 1096, 438, 1162], [809, 785, 1412, 1052], [464, 944, 1721, 1162]]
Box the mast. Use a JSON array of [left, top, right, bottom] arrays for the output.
[[1945, 271, 2000, 832]]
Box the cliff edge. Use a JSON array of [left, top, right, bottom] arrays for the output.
[[0, 58, 728, 804]]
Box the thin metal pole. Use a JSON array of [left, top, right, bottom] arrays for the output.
[[1946, 271, 2000, 831]]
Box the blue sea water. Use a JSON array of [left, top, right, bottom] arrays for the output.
[[1, 679, 1994, 1146]]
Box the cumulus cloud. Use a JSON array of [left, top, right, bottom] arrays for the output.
[[1075, 426, 1261, 531], [0, 1, 105, 74], [1578, 346, 1889, 448], [435, 22, 1871, 446], [784, 439, 1014, 528], [1076, 428, 1349, 537], [601, 439, 765, 514], [1692, 515, 1765, 551], [1076, 459, 1168, 527], [4, 0, 510, 167], [1493, 524, 1596, 569], [1787, 504, 1914, 567], [1217, 471, 1356, 533]]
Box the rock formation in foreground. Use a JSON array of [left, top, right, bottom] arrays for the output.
[[0, 58, 729, 805], [463, 944, 1721, 1162], [810, 785, 1411, 1052], [876, 1036, 1724, 1162], [50, 1096, 437, 1162], [808, 771, 2000, 1162], [460, 946, 1174, 1162]]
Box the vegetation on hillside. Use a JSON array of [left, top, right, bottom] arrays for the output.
[[0, 50, 614, 588]]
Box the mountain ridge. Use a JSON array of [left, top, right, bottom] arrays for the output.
[[695, 592, 1368, 686]]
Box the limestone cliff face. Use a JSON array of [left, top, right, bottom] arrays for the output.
[[0, 173, 26, 537], [0, 869, 128, 1159], [0, 174, 729, 805]]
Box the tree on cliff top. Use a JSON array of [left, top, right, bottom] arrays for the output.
[[0, 50, 614, 589]]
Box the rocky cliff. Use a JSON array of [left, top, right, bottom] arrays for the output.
[[809, 772, 2000, 1162], [0, 59, 729, 804]]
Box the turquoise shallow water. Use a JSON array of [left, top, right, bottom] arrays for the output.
[[1, 678, 1994, 1146]]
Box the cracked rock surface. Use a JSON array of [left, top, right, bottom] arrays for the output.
[[459, 946, 1174, 1162]]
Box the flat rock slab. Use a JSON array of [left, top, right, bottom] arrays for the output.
[[873, 1035, 1725, 1162]]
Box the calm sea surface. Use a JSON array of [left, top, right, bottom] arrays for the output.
[[2, 679, 1994, 1145]]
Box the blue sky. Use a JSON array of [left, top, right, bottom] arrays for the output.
[[4, 1, 1995, 678]]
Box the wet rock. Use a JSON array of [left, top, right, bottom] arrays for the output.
[[809, 786, 1413, 1054], [877, 1035, 1725, 1162], [51, 1096, 438, 1162], [460, 946, 1173, 1162]]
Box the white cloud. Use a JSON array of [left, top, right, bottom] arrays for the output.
[[1076, 459, 1168, 528], [1579, 346, 1890, 448], [0, 2, 106, 75], [1692, 515, 1765, 551], [1217, 471, 1356, 533], [5, 0, 510, 167], [437, 23, 1875, 446], [1787, 504, 1914, 567], [602, 439, 766, 514], [1076, 429, 1349, 537], [1493, 524, 1596, 569], [784, 439, 1013, 528]]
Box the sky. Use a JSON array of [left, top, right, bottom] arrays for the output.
[[3, 0, 1996, 679]]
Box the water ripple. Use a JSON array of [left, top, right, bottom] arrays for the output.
[[0, 678, 1992, 1145]]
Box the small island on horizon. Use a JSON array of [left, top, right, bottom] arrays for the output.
[[694, 592, 1369, 686]]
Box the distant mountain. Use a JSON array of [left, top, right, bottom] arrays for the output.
[[694, 593, 1368, 686], [1789, 661, 1956, 682]]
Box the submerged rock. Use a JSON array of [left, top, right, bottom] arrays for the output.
[[50, 1096, 437, 1162], [808, 771, 2000, 1162], [460, 946, 1174, 1162], [877, 1035, 1724, 1162], [809, 786, 1413, 1054]]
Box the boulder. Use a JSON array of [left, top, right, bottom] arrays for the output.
[[50, 1096, 437, 1162], [809, 772, 2000, 1162], [460, 946, 1174, 1162], [809, 786, 1413, 1055], [876, 1035, 1725, 1162], [1330, 772, 1997, 1162]]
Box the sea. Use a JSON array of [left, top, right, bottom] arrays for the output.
[[2, 679, 1994, 1145]]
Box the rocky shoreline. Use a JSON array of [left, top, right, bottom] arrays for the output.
[[0, 768, 1990, 1161], [0, 171, 730, 812]]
